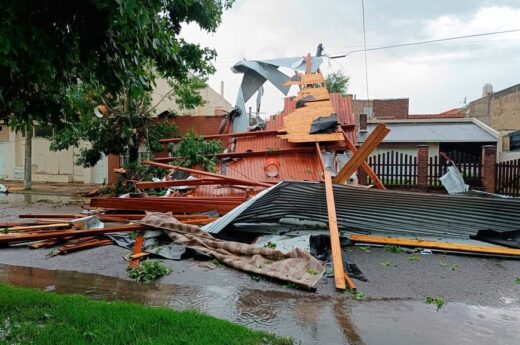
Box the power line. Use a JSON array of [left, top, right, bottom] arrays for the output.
[[328, 28, 520, 59], [361, 0, 370, 108]]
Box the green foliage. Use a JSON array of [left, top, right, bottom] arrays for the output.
[[0, 284, 292, 345], [126, 259, 172, 283], [109, 162, 166, 195], [349, 290, 366, 300], [515, 277, 520, 284], [306, 268, 320, 275], [408, 254, 421, 262], [1, 0, 233, 127], [263, 241, 277, 250], [147, 121, 179, 153], [424, 296, 445, 311], [380, 260, 391, 267], [358, 246, 371, 252], [325, 71, 350, 96], [50, 83, 181, 167], [173, 130, 223, 172], [384, 245, 405, 253]]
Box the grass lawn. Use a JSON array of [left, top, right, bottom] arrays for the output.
[[0, 284, 293, 345]]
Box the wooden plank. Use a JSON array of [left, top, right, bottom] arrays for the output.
[[58, 239, 113, 254], [19, 214, 82, 219], [6, 223, 71, 232], [90, 198, 240, 214], [333, 124, 390, 184], [350, 234, 520, 256], [315, 143, 325, 178], [338, 128, 386, 190], [284, 73, 325, 86], [129, 232, 145, 268], [324, 171, 346, 290], [130, 252, 150, 259], [0, 224, 146, 244], [142, 160, 271, 188]]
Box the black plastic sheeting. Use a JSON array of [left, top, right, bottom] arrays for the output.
[[471, 229, 520, 248], [222, 181, 520, 239], [309, 114, 338, 134]]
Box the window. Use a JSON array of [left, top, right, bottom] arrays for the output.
[[34, 125, 54, 138]]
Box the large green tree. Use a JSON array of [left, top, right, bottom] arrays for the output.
[[325, 71, 350, 96], [0, 0, 232, 188]]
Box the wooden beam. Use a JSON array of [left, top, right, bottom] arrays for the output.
[[338, 128, 386, 190], [324, 171, 346, 290], [350, 234, 520, 257], [159, 130, 282, 144], [141, 160, 271, 188], [90, 198, 241, 214], [6, 223, 71, 232], [0, 224, 146, 244], [315, 143, 325, 178], [135, 178, 262, 189], [129, 232, 145, 268], [333, 124, 390, 184]]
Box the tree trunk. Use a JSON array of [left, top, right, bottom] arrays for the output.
[[128, 145, 139, 165], [24, 127, 33, 190]]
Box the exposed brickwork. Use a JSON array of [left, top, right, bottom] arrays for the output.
[[416, 145, 429, 189], [359, 113, 368, 132], [357, 166, 368, 185], [373, 99, 409, 119], [481, 145, 497, 193]]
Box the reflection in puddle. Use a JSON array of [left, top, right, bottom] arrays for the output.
[[0, 264, 519, 345], [0, 193, 74, 204]]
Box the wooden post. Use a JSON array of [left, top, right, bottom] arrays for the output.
[[333, 124, 390, 184], [129, 232, 145, 268], [324, 171, 347, 290]]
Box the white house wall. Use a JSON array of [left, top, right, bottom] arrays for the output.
[[1, 131, 105, 184]]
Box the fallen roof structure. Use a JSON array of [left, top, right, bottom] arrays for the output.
[[203, 180, 520, 239]]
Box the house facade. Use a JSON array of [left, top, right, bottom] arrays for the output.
[[0, 80, 232, 184], [466, 83, 520, 161]]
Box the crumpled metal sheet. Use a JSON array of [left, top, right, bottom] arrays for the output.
[[204, 181, 520, 239], [231, 56, 323, 132]]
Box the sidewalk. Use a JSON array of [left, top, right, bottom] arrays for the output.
[[0, 180, 100, 196]]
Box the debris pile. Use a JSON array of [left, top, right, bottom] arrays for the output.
[[2, 54, 520, 292]]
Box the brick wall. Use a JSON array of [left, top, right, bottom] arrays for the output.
[[468, 84, 520, 130], [373, 99, 409, 119]]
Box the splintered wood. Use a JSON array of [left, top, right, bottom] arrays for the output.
[[279, 72, 343, 143]]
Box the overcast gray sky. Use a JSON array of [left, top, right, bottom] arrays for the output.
[[181, 0, 520, 116]]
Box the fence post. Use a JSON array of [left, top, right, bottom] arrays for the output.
[[357, 166, 368, 185], [417, 145, 429, 190], [481, 145, 497, 193]]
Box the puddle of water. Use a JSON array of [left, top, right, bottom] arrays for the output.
[[0, 193, 73, 203], [0, 264, 519, 345]]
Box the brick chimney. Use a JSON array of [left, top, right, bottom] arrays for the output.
[[359, 113, 368, 132]]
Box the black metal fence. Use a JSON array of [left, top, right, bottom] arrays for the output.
[[367, 151, 417, 185], [366, 150, 482, 188], [428, 151, 482, 187], [496, 158, 520, 197]]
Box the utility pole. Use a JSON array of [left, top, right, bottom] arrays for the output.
[[23, 125, 32, 190]]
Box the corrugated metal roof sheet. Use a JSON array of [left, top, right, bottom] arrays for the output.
[[206, 181, 520, 236]]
